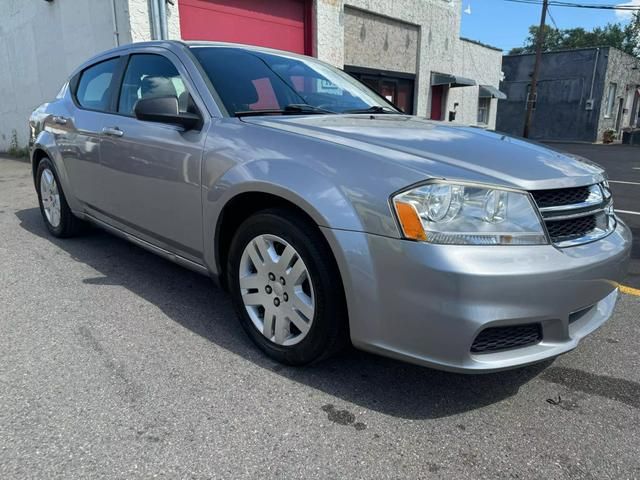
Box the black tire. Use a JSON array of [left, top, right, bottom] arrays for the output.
[[35, 157, 85, 238], [227, 208, 349, 365]]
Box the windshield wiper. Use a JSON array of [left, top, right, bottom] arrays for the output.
[[235, 104, 336, 117], [284, 104, 336, 114], [342, 105, 399, 114]]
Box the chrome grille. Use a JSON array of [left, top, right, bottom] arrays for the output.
[[545, 215, 597, 239], [530, 186, 591, 209], [530, 182, 615, 247]]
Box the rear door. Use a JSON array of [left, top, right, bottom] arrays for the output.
[[61, 56, 124, 208], [96, 49, 207, 262]]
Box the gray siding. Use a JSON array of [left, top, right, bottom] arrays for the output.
[[497, 48, 608, 142]]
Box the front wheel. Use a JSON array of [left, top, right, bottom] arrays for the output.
[[227, 209, 348, 365]]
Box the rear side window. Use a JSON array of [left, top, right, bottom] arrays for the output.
[[75, 58, 119, 111], [117, 54, 188, 115]]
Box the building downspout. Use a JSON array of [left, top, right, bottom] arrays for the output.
[[149, 0, 161, 40], [110, 0, 120, 46], [158, 0, 169, 40]]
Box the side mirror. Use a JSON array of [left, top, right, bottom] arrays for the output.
[[134, 95, 201, 130]]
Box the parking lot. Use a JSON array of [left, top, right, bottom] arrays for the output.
[[0, 147, 639, 479]]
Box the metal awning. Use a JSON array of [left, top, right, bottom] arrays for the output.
[[431, 73, 476, 88], [479, 85, 507, 100]]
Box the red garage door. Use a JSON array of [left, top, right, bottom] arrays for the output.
[[179, 0, 311, 55]]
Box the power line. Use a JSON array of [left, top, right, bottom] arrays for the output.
[[547, 6, 559, 29], [505, 0, 640, 10]]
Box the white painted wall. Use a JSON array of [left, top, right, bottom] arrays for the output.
[[0, 0, 126, 150], [0, 0, 182, 152], [127, 0, 181, 42]]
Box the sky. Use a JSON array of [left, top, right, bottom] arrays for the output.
[[460, 0, 639, 53]]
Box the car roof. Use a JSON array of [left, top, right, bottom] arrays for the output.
[[79, 40, 318, 68], [70, 40, 319, 78]]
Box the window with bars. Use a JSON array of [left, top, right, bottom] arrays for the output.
[[604, 82, 617, 118], [477, 97, 491, 125]]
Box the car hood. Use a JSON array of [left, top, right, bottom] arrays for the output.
[[241, 115, 605, 190]]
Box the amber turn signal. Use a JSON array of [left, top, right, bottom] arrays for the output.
[[394, 201, 427, 241]]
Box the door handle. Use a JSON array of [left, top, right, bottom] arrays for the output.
[[52, 116, 68, 125], [102, 127, 124, 137]]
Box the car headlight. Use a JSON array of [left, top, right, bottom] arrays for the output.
[[392, 181, 548, 245]]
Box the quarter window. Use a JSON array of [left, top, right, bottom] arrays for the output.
[[76, 58, 120, 111], [118, 54, 191, 115]]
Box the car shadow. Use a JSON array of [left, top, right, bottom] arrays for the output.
[[16, 207, 550, 420]]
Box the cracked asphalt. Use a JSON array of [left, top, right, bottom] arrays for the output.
[[0, 154, 639, 479]]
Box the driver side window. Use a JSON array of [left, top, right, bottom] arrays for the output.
[[118, 54, 195, 116]]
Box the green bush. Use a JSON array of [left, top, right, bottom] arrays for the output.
[[7, 130, 29, 159]]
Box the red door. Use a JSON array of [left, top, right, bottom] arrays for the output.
[[430, 85, 444, 120], [179, 0, 311, 55]]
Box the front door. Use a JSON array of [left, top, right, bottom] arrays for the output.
[[430, 85, 445, 120], [630, 88, 640, 127], [379, 80, 396, 105], [615, 97, 624, 133], [96, 51, 207, 262]]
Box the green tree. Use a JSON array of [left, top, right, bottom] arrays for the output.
[[625, 12, 640, 57], [509, 15, 640, 57]]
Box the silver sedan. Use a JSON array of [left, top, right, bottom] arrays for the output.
[[29, 41, 631, 372]]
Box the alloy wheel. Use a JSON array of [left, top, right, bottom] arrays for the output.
[[40, 168, 61, 228]]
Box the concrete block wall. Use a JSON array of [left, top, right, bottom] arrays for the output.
[[343, 7, 420, 75], [314, 0, 502, 128], [315, 0, 462, 119], [597, 47, 640, 142], [448, 39, 503, 127]]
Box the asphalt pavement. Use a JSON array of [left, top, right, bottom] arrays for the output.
[[1, 155, 639, 479]]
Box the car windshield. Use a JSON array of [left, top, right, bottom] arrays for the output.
[[190, 46, 400, 116]]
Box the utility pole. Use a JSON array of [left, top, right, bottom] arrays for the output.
[[523, 0, 549, 138]]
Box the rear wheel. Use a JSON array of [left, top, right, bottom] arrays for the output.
[[36, 157, 85, 237], [227, 209, 348, 365]]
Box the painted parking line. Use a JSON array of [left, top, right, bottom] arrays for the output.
[[620, 285, 640, 297], [609, 180, 640, 186], [616, 209, 640, 216]]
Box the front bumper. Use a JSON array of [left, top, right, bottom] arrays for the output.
[[322, 220, 631, 373]]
